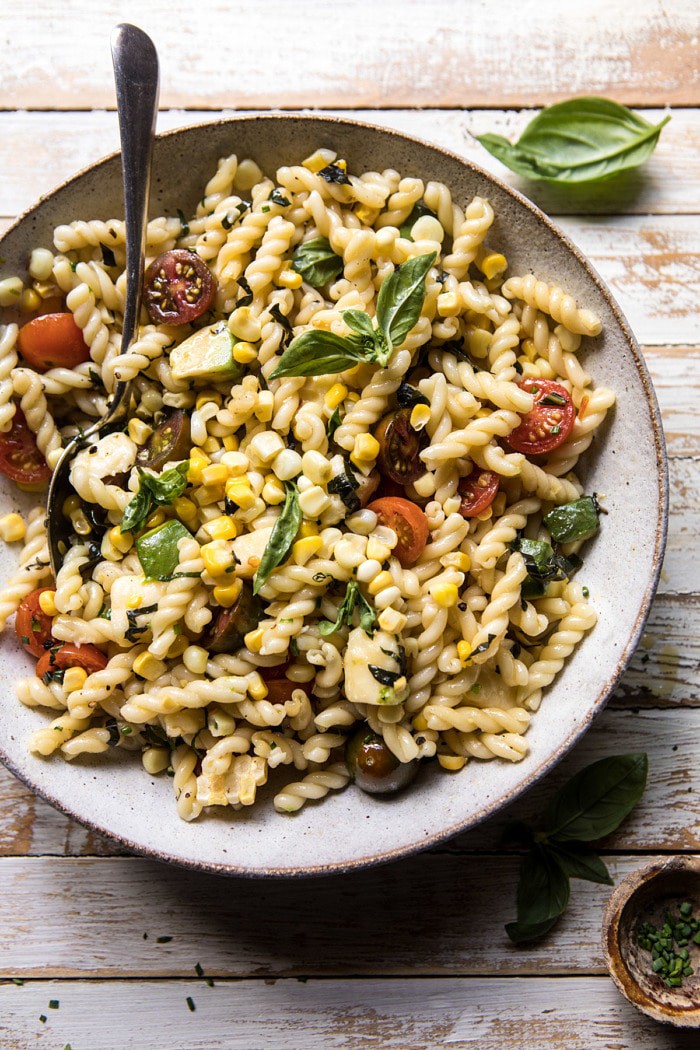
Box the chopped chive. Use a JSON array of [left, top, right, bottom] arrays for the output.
[[39, 1014, 47, 1023], [186, 996, 196, 1012], [12, 978, 24, 986], [195, 962, 204, 977], [49, 1000, 59, 1009], [156, 935, 173, 943]]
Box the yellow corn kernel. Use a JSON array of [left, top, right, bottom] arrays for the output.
[[438, 754, 466, 771], [0, 512, 26, 543], [167, 636, 189, 659], [477, 251, 507, 280], [303, 148, 336, 173], [409, 404, 431, 431], [108, 525, 133, 554], [412, 713, 429, 732], [293, 535, 323, 565], [183, 645, 209, 675], [377, 607, 408, 634], [187, 448, 210, 484], [244, 627, 264, 653], [202, 437, 220, 456], [465, 326, 491, 359], [20, 288, 41, 313], [201, 463, 229, 487], [173, 496, 198, 524], [213, 579, 243, 608], [232, 341, 258, 365], [324, 383, 348, 410], [222, 435, 239, 452], [350, 433, 380, 467], [142, 747, 170, 775], [521, 338, 537, 361], [368, 570, 393, 597], [431, 582, 459, 608], [366, 536, 391, 562], [63, 666, 88, 693], [126, 593, 143, 609], [354, 204, 377, 225], [195, 390, 222, 411], [254, 390, 274, 423], [203, 515, 237, 541], [70, 509, 92, 537], [276, 268, 302, 290], [133, 652, 168, 682], [262, 476, 286, 506], [38, 590, 57, 616], [145, 510, 166, 529], [346, 391, 360, 404], [247, 677, 269, 701], [436, 291, 460, 317], [457, 640, 473, 667], [62, 494, 81, 515], [127, 418, 153, 444], [442, 552, 471, 573], [225, 477, 256, 510], [476, 507, 493, 522], [201, 540, 234, 576], [228, 307, 262, 343], [298, 522, 319, 539]]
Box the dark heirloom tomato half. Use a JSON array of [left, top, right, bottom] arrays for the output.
[[36, 643, 108, 680], [15, 588, 56, 657], [367, 496, 429, 567], [508, 379, 575, 456], [205, 583, 262, 653], [457, 468, 499, 518], [17, 312, 89, 372], [0, 407, 52, 485], [143, 249, 217, 324], [374, 408, 426, 484], [346, 727, 418, 795], [136, 409, 191, 472]]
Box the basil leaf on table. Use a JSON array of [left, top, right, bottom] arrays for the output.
[[542, 752, 648, 842], [376, 251, 436, 350], [121, 461, 190, 534], [505, 846, 570, 944], [477, 97, 670, 184], [253, 482, 302, 594], [547, 843, 613, 886], [291, 236, 343, 288]]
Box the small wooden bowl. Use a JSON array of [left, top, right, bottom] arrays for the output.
[[603, 856, 700, 1027]]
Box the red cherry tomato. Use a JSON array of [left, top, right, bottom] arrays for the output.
[[143, 249, 217, 324], [17, 312, 89, 372], [36, 643, 108, 681], [15, 588, 56, 658], [0, 407, 51, 484], [367, 496, 429, 567], [457, 469, 499, 518], [508, 380, 575, 455], [260, 660, 292, 681], [263, 678, 311, 704]]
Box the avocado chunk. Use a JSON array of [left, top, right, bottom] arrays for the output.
[[169, 321, 244, 381]]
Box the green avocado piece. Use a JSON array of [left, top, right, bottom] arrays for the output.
[[136, 520, 193, 580], [169, 321, 244, 381]]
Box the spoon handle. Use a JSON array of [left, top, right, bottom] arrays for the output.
[[110, 23, 160, 399]]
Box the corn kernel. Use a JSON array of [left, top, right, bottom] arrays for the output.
[[476, 507, 493, 522], [107, 525, 133, 554], [202, 540, 234, 576], [203, 515, 237, 541], [182, 645, 209, 675], [438, 754, 466, 771], [228, 307, 262, 343], [368, 570, 393, 597], [167, 636, 189, 658], [133, 652, 168, 681], [20, 288, 41, 313], [293, 535, 323, 565], [441, 552, 471, 573], [187, 448, 210, 484], [298, 485, 331, 518], [127, 418, 153, 444], [436, 290, 460, 317], [412, 713, 429, 732], [145, 510, 166, 530], [366, 536, 391, 562], [62, 494, 81, 515], [262, 476, 286, 506], [521, 338, 537, 361], [377, 607, 408, 633], [201, 463, 229, 487], [465, 326, 492, 359], [0, 277, 23, 307], [272, 448, 303, 481], [430, 582, 459, 608], [303, 148, 336, 173], [0, 512, 26, 543], [409, 404, 431, 431], [213, 579, 243, 608], [244, 627, 264, 653], [28, 248, 55, 282], [277, 268, 302, 290], [63, 666, 88, 693], [477, 251, 507, 280], [247, 676, 269, 701], [38, 589, 57, 616], [324, 383, 347, 410], [195, 390, 222, 411], [354, 204, 378, 225], [142, 747, 170, 775], [350, 433, 380, 467], [225, 477, 256, 510], [254, 390, 274, 423], [233, 341, 258, 364], [126, 593, 143, 609], [222, 435, 239, 452], [457, 640, 473, 666], [173, 496, 198, 524]]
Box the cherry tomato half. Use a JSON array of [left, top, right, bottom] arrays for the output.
[[367, 496, 429, 567], [508, 380, 575, 456], [15, 588, 56, 658], [0, 407, 51, 485], [263, 678, 311, 704], [136, 409, 191, 473], [36, 643, 108, 681], [17, 312, 89, 372], [143, 249, 217, 325], [346, 727, 418, 795], [374, 408, 426, 484], [457, 468, 499, 518]]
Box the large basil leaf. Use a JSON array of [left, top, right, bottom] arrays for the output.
[[291, 237, 343, 288], [542, 753, 648, 842], [268, 329, 366, 380], [121, 461, 189, 534], [544, 496, 600, 543], [505, 846, 570, 944], [376, 251, 436, 351], [548, 843, 613, 885], [477, 98, 670, 184], [253, 483, 302, 594]]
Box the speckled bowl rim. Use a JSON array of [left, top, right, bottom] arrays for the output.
[[0, 113, 669, 878]]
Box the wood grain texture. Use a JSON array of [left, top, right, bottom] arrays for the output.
[[2, 976, 699, 1049], [3, 0, 699, 109]]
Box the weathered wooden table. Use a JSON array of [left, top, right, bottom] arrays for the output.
[[1, 2, 698, 1046]]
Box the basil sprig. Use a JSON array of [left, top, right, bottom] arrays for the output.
[[253, 482, 302, 594], [505, 753, 648, 943], [319, 580, 377, 637], [477, 97, 670, 185], [121, 461, 189, 534], [270, 252, 436, 380], [291, 236, 343, 288]]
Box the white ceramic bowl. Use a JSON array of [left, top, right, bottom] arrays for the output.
[[0, 115, 668, 876]]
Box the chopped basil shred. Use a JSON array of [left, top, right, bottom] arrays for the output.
[[291, 236, 344, 288]]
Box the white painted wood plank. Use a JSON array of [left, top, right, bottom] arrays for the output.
[[663, 457, 700, 594], [646, 348, 700, 457], [0, 108, 695, 217], [3, 0, 698, 109], [1, 976, 696, 1049]]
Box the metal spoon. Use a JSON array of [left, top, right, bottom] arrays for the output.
[[46, 23, 159, 575]]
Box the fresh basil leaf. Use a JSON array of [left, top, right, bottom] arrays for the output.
[[136, 520, 192, 581], [399, 200, 436, 240], [318, 162, 351, 185], [356, 588, 378, 635], [504, 916, 561, 944], [121, 486, 153, 535], [327, 406, 342, 442], [397, 381, 429, 409], [548, 843, 613, 885], [120, 462, 189, 534], [505, 846, 570, 944], [269, 303, 294, 348], [477, 98, 670, 185], [542, 753, 648, 843], [319, 580, 377, 636], [544, 496, 601, 544], [176, 208, 190, 238], [327, 470, 361, 513], [269, 329, 365, 379], [269, 188, 291, 207], [369, 665, 401, 686], [376, 252, 436, 351], [291, 237, 344, 288], [343, 309, 376, 340], [253, 483, 302, 594]]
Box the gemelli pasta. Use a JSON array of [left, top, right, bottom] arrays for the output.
[[0, 147, 614, 818]]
